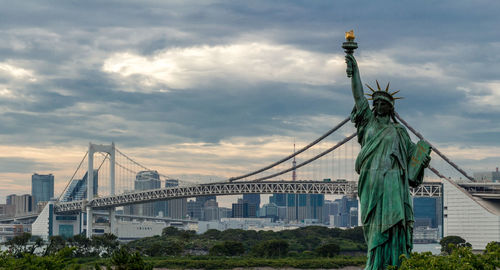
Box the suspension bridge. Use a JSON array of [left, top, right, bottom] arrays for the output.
[[30, 113, 500, 249]]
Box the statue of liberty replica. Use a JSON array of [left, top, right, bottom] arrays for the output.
[[342, 31, 431, 269]]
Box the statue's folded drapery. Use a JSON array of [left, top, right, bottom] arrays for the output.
[[351, 98, 424, 269]]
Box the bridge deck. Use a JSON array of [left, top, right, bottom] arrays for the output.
[[54, 181, 442, 214]]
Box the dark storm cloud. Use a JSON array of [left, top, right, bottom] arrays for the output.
[[0, 157, 54, 173], [0, 0, 498, 176]]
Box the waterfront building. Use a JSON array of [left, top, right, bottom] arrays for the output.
[[443, 180, 500, 250], [0, 224, 31, 243], [31, 173, 54, 205]]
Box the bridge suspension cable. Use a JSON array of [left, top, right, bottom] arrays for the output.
[[252, 132, 357, 182], [395, 113, 475, 182], [58, 151, 88, 201], [229, 116, 351, 182]]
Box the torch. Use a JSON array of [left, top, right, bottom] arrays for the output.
[[342, 30, 358, 77]]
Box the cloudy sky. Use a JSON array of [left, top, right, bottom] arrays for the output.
[[1, 1, 499, 203]]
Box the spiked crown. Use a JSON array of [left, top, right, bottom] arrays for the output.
[[365, 80, 403, 107]]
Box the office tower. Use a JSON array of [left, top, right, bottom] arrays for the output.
[[335, 196, 358, 227], [134, 171, 161, 216], [413, 197, 442, 228], [232, 198, 257, 218], [31, 173, 54, 205], [269, 193, 287, 207], [286, 193, 323, 222], [196, 195, 216, 206], [187, 200, 203, 220], [6, 194, 15, 205], [243, 193, 260, 213], [322, 200, 340, 224], [165, 179, 187, 219], [262, 203, 278, 221], [203, 199, 219, 221], [0, 204, 15, 217], [8, 194, 34, 216], [218, 207, 232, 219]]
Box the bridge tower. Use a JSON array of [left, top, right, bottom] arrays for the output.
[[87, 142, 115, 238]]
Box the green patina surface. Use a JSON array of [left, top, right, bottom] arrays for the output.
[[345, 40, 429, 268]]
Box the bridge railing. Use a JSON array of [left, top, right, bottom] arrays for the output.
[[54, 181, 442, 214]]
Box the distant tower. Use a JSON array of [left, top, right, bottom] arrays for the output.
[[292, 142, 297, 181]]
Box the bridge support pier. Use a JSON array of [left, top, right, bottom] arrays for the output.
[[87, 142, 115, 238], [86, 206, 93, 238], [109, 208, 116, 235]]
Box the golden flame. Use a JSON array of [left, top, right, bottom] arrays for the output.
[[345, 30, 355, 41]]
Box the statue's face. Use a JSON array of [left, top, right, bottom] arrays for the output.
[[373, 99, 392, 117]]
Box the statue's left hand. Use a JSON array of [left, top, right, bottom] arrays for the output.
[[422, 154, 431, 168]]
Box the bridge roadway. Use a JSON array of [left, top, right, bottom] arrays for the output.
[[54, 181, 443, 214]]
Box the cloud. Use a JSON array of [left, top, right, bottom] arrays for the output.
[[102, 42, 344, 91]]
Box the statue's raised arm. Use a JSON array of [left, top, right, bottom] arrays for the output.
[[345, 54, 366, 110]]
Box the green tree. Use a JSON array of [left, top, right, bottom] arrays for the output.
[[201, 229, 221, 240], [439, 235, 471, 254], [44, 235, 67, 256], [143, 239, 183, 256], [68, 234, 91, 257], [399, 242, 500, 269], [6, 232, 38, 257], [252, 239, 289, 257], [315, 242, 340, 257], [162, 226, 181, 237], [91, 233, 119, 257], [110, 246, 153, 270], [209, 241, 245, 256]]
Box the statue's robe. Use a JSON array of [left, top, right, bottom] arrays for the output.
[[351, 98, 423, 269]]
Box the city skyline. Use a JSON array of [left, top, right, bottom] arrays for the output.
[[1, 1, 500, 202]]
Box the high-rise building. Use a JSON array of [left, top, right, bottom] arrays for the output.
[[7, 194, 34, 216], [203, 200, 219, 221], [0, 204, 15, 217], [196, 195, 216, 205], [335, 196, 358, 227], [134, 171, 161, 216], [269, 194, 287, 207], [165, 179, 187, 219], [243, 194, 260, 215], [286, 193, 324, 222], [232, 198, 257, 218], [187, 200, 203, 220], [322, 200, 340, 224], [31, 173, 54, 205], [413, 197, 442, 228], [261, 203, 278, 221]]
